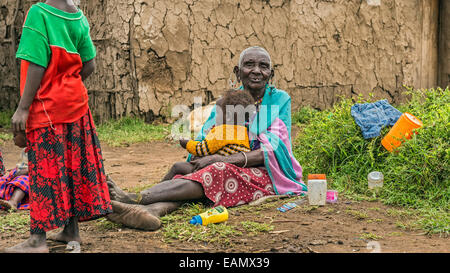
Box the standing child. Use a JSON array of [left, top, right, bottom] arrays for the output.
[[6, 0, 112, 253]]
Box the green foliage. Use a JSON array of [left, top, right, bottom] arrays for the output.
[[293, 87, 449, 234], [0, 212, 30, 234], [96, 116, 171, 147], [0, 110, 13, 129]]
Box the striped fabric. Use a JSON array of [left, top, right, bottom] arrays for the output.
[[186, 124, 251, 157], [0, 168, 30, 210], [216, 144, 251, 156]]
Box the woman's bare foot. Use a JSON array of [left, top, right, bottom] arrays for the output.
[[0, 199, 17, 212], [3, 234, 48, 253], [106, 175, 139, 204], [106, 200, 161, 231]]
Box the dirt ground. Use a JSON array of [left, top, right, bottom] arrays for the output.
[[0, 138, 448, 253]]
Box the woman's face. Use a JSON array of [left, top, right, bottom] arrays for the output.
[[235, 49, 273, 94]]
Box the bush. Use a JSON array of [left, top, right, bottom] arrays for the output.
[[293, 87, 449, 211]]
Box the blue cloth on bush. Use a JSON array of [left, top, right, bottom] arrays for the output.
[[351, 99, 402, 139]]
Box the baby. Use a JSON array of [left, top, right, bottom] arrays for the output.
[[0, 131, 29, 211], [161, 89, 255, 181]]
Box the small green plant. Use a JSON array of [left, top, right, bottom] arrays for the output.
[[241, 221, 274, 236], [359, 232, 383, 241], [94, 217, 123, 231], [345, 209, 369, 220]]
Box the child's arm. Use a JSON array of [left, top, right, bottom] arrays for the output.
[[186, 138, 225, 157], [80, 58, 96, 81], [11, 63, 45, 133]]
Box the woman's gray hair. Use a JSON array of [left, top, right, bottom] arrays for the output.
[[238, 46, 272, 69]]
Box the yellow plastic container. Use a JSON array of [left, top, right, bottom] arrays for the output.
[[381, 112, 423, 152], [189, 206, 229, 226]]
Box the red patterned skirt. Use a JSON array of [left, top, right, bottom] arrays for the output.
[[175, 162, 275, 207], [26, 109, 112, 233]]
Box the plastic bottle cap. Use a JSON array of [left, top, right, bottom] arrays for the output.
[[308, 174, 326, 180], [189, 215, 203, 225], [368, 171, 383, 181]]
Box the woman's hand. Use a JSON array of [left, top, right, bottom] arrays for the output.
[[11, 108, 29, 133], [190, 154, 224, 171]]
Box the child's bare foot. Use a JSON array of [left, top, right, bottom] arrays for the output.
[[0, 199, 17, 212], [3, 235, 48, 253]]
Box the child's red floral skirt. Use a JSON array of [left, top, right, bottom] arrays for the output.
[[26, 109, 112, 233], [174, 162, 275, 207]]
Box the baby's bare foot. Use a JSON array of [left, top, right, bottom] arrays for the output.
[[0, 199, 17, 212]]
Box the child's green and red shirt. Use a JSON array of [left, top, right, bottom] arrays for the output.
[[16, 3, 96, 132]]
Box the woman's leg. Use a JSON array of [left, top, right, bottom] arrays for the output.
[[107, 177, 204, 205], [106, 179, 204, 231], [106, 200, 183, 231], [139, 179, 204, 205]]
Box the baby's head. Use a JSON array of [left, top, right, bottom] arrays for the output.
[[216, 89, 255, 126], [13, 131, 27, 148]]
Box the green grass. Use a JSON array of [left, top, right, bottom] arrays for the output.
[[293, 87, 450, 235], [0, 110, 13, 129], [0, 212, 30, 234], [160, 203, 243, 245], [96, 116, 172, 147], [0, 110, 13, 145]]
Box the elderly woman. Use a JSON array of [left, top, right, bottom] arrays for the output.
[[106, 46, 307, 230]]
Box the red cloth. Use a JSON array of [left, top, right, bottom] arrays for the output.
[[20, 46, 89, 133], [26, 109, 112, 233], [175, 162, 275, 207]]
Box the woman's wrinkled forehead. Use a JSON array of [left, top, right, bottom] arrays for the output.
[[238, 47, 272, 68]]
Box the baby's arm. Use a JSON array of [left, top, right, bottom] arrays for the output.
[[186, 137, 225, 157]]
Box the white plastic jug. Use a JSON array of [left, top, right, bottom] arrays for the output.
[[307, 174, 327, 206]]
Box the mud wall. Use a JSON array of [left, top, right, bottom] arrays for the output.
[[0, 0, 446, 122]]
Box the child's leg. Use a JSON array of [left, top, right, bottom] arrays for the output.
[[161, 161, 195, 182], [0, 188, 25, 211], [48, 217, 81, 244]]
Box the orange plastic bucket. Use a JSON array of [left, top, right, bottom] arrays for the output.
[[381, 112, 423, 152]]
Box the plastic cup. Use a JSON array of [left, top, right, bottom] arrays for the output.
[[368, 171, 384, 190], [326, 190, 338, 203], [381, 112, 423, 152]]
